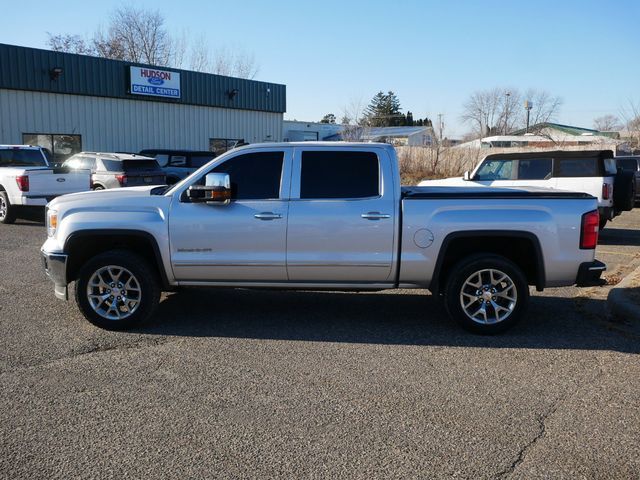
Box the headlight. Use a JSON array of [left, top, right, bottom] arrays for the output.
[[46, 208, 58, 237]]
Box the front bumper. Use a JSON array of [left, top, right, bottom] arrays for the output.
[[41, 250, 69, 300], [576, 260, 606, 287]]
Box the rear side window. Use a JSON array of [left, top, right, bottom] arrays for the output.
[[300, 151, 379, 199], [616, 158, 638, 171], [474, 159, 514, 181], [100, 160, 123, 171], [517, 158, 552, 180], [122, 160, 161, 171], [212, 151, 284, 200], [556, 157, 601, 177]]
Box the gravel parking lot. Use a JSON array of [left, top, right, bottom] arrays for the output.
[[1, 210, 639, 479]]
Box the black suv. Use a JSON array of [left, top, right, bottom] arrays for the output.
[[139, 149, 217, 184]]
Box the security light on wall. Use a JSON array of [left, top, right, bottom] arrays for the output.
[[227, 88, 239, 100], [49, 67, 63, 80]]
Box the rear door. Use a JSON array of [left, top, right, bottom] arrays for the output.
[[286, 147, 397, 283]]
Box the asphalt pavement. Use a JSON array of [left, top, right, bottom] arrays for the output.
[[1, 210, 639, 479]]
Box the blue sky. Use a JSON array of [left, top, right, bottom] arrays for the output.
[[1, 0, 639, 136]]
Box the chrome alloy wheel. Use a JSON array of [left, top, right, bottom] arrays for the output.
[[86, 265, 142, 321], [459, 268, 517, 325], [0, 195, 7, 220]]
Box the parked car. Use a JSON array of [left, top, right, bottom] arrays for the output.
[[138, 149, 217, 184], [616, 156, 640, 204], [63, 152, 166, 190], [420, 150, 635, 229], [0, 145, 91, 224], [42, 143, 605, 334]]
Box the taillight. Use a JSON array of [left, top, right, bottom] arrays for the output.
[[580, 210, 599, 249], [115, 174, 127, 186], [16, 175, 29, 192], [602, 183, 611, 200]]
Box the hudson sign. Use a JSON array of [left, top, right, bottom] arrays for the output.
[[129, 66, 181, 99]]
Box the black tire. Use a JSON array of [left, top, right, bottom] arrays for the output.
[[613, 169, 635, 212], [444, 254, 529, 334], [599, 217, 608, 230], [92, 185, 105, 191], [75, 249, 160, 330], [0, 191, 17, 224]]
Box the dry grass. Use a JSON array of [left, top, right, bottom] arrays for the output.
[[396, 146, 482, 184]]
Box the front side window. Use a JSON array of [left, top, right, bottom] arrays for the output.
[[211, 151, 284, 200], [300, 151, 379, 199], [517, 158, 552, 180], [474, 159, 514, 181]]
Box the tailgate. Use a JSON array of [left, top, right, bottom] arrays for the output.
[[26, 169, 91, 197]]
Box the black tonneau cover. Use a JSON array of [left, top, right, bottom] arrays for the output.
[[402, 186, 594, 200]]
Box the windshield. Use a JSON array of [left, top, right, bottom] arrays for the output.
[[0, 148, 47, 167], [474, 159, 514, 181]]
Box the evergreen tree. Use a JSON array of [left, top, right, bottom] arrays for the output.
[[320, 113, 336, 124], [406, 111, 414, 126], [362, 91, 403, 127]]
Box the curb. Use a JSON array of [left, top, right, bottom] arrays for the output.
[[607, 263, 640, 324]]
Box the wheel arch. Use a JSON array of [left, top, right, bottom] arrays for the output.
[[430, 230, 545, 295], [64, 229, 170, 289]]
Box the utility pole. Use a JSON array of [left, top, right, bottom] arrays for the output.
[[438, 113, 444, 142], [504, 92, 511, 135], [524, 100, 533, 133]]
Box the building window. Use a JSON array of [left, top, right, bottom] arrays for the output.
[[209, 138, 242, 156], [22, 133, 82, 164]]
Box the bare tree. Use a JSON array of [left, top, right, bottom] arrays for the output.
[[620, 99, 640, 151], [47, 7, 259, 79], [340, 97, 368, 141], [523, 89, 562, 128], [460, 87, 504, 137], [47, 34, 94, 55], [593, 114, 623, 132], [461, 87, 562, 137]]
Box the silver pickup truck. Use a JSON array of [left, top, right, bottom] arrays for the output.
[[42, 143, 605, 334]]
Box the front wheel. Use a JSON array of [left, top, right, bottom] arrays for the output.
[[75, 250, 160, 330], [444, 254, 529, 334], [0, 191, 17, 224]]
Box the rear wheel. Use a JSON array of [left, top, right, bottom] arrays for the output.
[[614, 169, 635, 212], [92, 185, 105, 191], [0, 191, 17, 224], [75, 250, 160, 330], [444, 254, 529, 334], [599, 217, 608, 230]]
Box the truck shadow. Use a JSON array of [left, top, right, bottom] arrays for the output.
[[136, 288, 639, 354], [599, 227, 640, 247]]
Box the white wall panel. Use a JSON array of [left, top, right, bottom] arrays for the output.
[[0, 89, 283, 151]]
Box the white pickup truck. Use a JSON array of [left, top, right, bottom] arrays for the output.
[[42, 143, 605, 334], [0, 145, 91, 224]]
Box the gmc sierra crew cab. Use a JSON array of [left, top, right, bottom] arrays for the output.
[[41, 143, 605, 334]]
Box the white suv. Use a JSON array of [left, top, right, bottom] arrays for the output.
[[421, 150, 634, 228]]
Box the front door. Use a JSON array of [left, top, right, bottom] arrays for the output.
[[169, 149, 291, 282]]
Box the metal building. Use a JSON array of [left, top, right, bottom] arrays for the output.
[[0, 43, 286, 162]]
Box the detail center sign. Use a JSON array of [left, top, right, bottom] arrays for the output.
[[129, 66, 181, 99]]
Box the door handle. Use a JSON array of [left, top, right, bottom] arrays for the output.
[[254, 212, 282, 220], [361, 212, 391, 220]]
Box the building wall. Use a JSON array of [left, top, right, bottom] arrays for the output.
[[283, 121, 343, 142], [0, 89, 283, 152]]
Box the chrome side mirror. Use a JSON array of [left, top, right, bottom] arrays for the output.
[[186, 173, 231, 204], [463, 170, 471, 181]]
